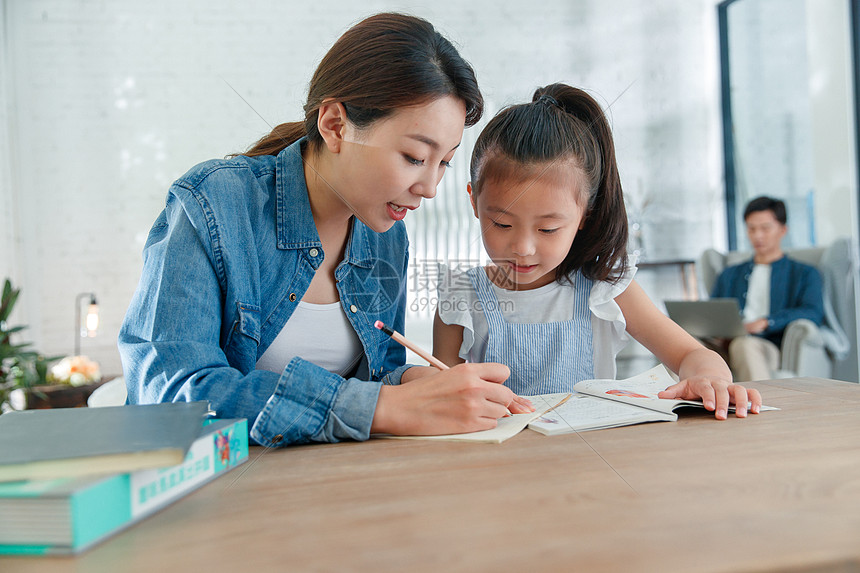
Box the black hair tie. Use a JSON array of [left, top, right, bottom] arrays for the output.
[[536, 93, 560, 109]]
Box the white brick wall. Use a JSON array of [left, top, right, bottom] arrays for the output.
[[2, 0, 728, 375]]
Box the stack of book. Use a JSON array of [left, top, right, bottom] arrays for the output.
[[0, 401, 248, 555]]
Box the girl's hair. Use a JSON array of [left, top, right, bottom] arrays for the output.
[[242, 13, 483, 157], [469, 83, 628, 283]]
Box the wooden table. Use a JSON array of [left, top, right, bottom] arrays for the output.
[[4, 378, 860, 572]]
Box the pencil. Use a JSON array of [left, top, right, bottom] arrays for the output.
[[374, 320, 449, 370]]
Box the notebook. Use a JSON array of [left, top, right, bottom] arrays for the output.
[[664, 298, 747, 339]]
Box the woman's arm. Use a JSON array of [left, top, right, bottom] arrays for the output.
[[616, 280, 761, 419], [119, 188, 383, 447]]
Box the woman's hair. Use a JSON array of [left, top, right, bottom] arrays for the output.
[[469, 83, 628, 283], [241, 13, 483, 157]]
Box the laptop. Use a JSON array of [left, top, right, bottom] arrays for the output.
[[663, 298, 747, 339]]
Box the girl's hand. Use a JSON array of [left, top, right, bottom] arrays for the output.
[[657, 376, 763, 420], [372, 362, 534, 435]]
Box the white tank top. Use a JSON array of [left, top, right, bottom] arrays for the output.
[[255, 301, 364, 377]]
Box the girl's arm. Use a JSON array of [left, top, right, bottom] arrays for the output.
[[616, 280, 762, 419], [433, 308, 468, 367], [397, 309, 466, 384]]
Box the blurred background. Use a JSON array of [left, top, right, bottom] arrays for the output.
[[1, 0, 857, 379]]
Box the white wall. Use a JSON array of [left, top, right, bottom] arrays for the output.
[[807, 0, 859, 246], [1, 0, 19, 289], [807, 0, 860, 383], [0, 0, 747, 374]]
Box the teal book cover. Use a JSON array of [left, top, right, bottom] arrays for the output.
[[0, 418, 248, 555]]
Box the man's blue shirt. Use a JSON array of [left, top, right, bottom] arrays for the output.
[[711, 255, 824, 347]]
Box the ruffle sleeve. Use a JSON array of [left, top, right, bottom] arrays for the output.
[[435, 264, 479, 361], [589, 255, 638, 343]]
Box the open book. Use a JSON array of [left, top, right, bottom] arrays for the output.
[[376, 365, 774, 442], [528, 364, 776, 436]]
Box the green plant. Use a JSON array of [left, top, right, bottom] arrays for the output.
[[0, 279, 59, 412]]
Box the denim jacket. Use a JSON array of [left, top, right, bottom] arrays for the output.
[[119, 138, 412, 447]]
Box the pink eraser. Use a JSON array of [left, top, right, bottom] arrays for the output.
[[374, 320, 384, 330]]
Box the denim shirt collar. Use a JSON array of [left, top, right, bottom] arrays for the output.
[[275, 138, 374, 268]]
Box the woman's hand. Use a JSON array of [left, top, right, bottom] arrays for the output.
[[371, 362, 534, 436], [509, 394, 535, 414], [657, 375, 762, 420]]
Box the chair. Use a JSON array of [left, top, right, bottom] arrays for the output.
[[87, 376, 128, 407], [698, 238, 858, 382]]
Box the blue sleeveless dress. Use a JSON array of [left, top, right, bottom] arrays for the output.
[[467, 267, 595, 395]]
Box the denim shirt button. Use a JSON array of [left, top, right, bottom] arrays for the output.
[[309, 248, 319, 257], [271, 434, 284, 444], [289, 293, 297, 302], [350, 304, 358, 313]]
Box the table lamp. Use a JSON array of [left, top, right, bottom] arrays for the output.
[[74, 292, 99, 357]]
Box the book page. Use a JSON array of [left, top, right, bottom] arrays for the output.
[[528, 393, 677, 435], [572, 364, 778, 415], [572, 365, 702, 415]]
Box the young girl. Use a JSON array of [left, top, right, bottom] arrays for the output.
[[433, 83, 761, 419]]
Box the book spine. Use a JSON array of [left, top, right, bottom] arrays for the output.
[[71, 418, 249, 553]]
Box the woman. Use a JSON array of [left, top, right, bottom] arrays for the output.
[[119, 13, 533, 447]]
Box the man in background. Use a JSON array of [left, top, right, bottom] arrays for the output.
[[711, 196, 824, 381]]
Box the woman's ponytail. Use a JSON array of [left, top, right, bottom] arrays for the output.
[[243, 122, 307, 158]]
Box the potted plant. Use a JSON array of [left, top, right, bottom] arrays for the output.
[[0, 279, 101, 412]]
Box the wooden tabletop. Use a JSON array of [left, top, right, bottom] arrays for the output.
[[4, 377, 860, 572]]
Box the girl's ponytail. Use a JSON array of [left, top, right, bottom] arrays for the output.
[[538, 84, 628, 283]]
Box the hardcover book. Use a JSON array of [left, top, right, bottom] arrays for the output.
[[0, 401, 211, 483], [0, 418, 248, 555]]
